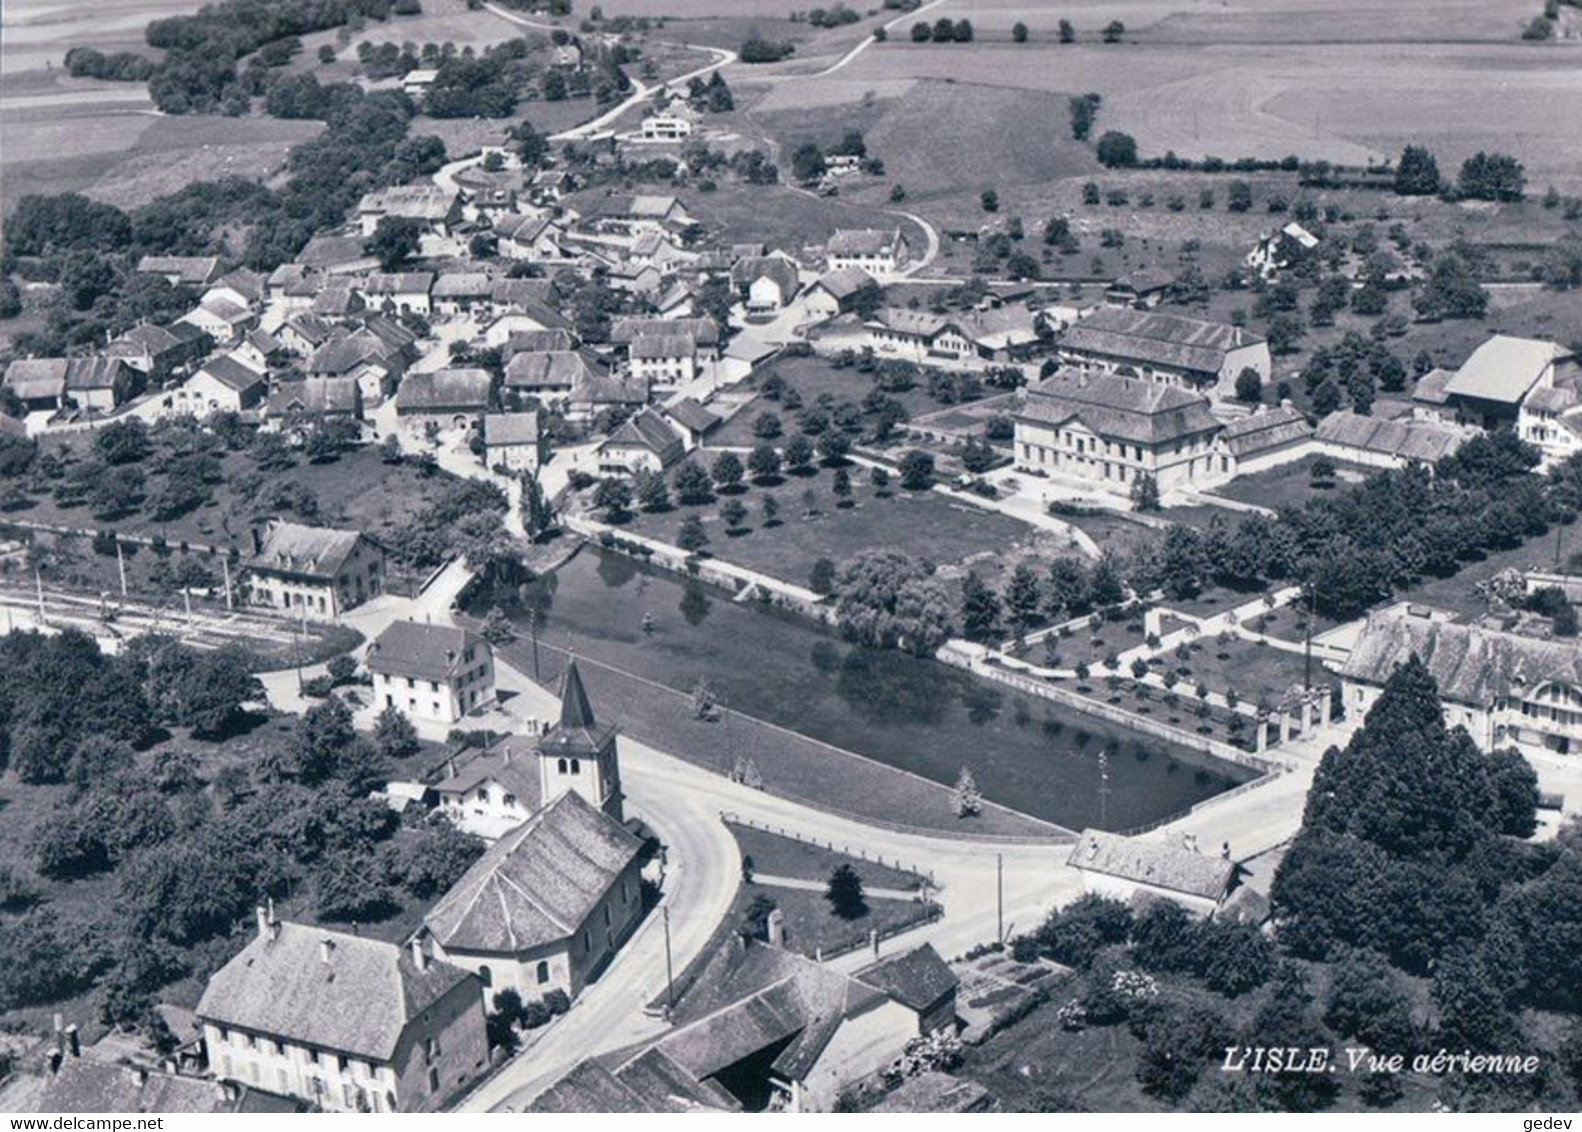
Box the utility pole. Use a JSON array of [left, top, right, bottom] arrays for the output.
[[34, 566, 45, 626], [662, 905, 676, 1019], [1303, 576, 1318, 691], [221, 555, 233, 612], [995, 852, 1004, 944], [116, 540, 127, 600]]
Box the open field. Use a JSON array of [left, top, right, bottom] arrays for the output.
[[727, 820, 927, 892], [2, 95, 323, 209], [1211, 454, 1373, 516], [740, 1, 1582, 191]]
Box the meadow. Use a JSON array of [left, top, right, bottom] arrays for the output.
[[739, 0, 1582, 191]]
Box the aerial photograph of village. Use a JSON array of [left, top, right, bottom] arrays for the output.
[[0, 0, 1579, 1118]]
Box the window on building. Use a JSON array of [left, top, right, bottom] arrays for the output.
[[479, 965, 492, 986], [537, 960, 550, 984], [427, 1067, 440, 1094], [570, 759, 580, 774]]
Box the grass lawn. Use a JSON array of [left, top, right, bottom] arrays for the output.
[[727, 883, 935, 961], [607, 469, 1046, 590], [1212, 454, 1373, 516], [1055, 509, 1163, 565], [727, 820, 927, 892], [1397, 517, 1581, 623], [1030, 614, 1151, 671], [1155, 634, 1316, 708]]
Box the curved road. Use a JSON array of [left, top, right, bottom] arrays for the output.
[[482, 2, 737, 141]]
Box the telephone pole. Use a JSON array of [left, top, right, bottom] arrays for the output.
[[662, 905, 676, 1018], [995, 852, 1004, 944]]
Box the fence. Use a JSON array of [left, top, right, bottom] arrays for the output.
[[721, 811, 938, 886], [946, 650, 1283, 778]]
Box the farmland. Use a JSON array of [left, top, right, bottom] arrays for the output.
[[735, 1, 1582, 191]]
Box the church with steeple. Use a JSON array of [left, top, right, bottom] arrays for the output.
[[416, 660, 648, 1003], [431, 660, 624, 839], [537, 660, 624, 822]]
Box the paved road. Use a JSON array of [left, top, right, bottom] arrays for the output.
[[482, 2, 737, 142]]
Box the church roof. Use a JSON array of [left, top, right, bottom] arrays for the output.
[[541, 661, 617, 756], [423, 791, 643, 954]]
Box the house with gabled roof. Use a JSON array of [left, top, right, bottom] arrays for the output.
[[504, 349, 599, 402], [434, 661, 624, 838], [264, 377, 364, 435], [1059, 307, 1269, 399], [481, 411, 546, 473], [105, 322, 211, 379], [731, 255, 801, 312], [367, 620, 494, 725], [179, 295, 257, 343], [567, 935, 934, 1112], [431, 272, 494, 317], [1105, 267, 1175, 310], [356, 184, 461, 238], [244, 519, 383, 620], [1214, 403, 1313, 477], [136, 255, 222, 287], [567, 372, 647, 424], [597, 408, 685, 476], [803, 266, 875, 321], [1337, 605, 1582, 754], [1445, 334, 1580, 429], [168, 353, 267, 417], [356, 272, 435, 317], [1313, 409, 1471, 470], [826, 228, 909, 280], [495, 213, 567, 262], [1013, 370, 1223, 495], [197, 909, 487, 1112], [1067, 829, 1237, 916], [419, 789, 644, 1001]]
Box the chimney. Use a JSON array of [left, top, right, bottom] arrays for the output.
[[52, 1013, 64, 1056], [320, 939, 335, 966], [410, 937, 429, 971], [766, 908, 785, 948], [256, 905, 270, 939], [250, 525, 264, 556], [64, 1025, 80, 1059]]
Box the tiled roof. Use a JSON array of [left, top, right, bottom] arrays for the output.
[[1444, 335, 1571, 405], [265, 376, 361, 417], [630, 334, 694, 360], [395, 368, 492, 412], [137, 255, 221, 285], [361, 272, 434, 297], [38, 1060, 231, 1114], [504, 328, 576, 356], [365, 620, 486, 680], [246, 520, 364, 580], [811, 265, 874, 300], [433, 272, 493, 298], [1062, 307, 1262, 377], [423, 791, 642, 954], [663, 396, 719, 434], [4, 358, 68, 399], [855, 944, 956, 1012], [610, 317, 719, 347], [1219, 404, 1312, 458], [828, 228, 901, 257], [570, 373, 647, 406], [358, 184, 457, 221], [538, 661, 618, 759], [1412, 367, 1455, 406], [199, 355, 265, 394], [433, 734, 542, 808], [504, 350, 596, 391], [296, 234, 375, 271], [197, 920, 476, 1062], [482, 411, 541, 447], [1018, 370, 1220, 446], [1314, 410, 1467, 463], [1067, 829, 1235, 901], [1340, 609, 1582, 707]]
